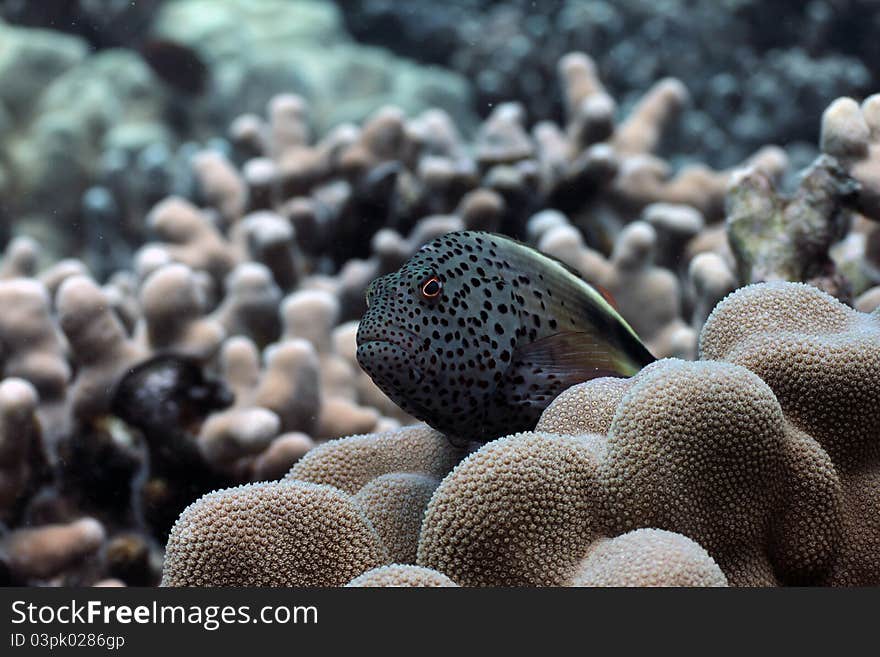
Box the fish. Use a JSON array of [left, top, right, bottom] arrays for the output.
[[356, 230, 655, 445]]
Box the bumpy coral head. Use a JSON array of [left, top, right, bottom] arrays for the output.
[[357, 231, 653, 445]]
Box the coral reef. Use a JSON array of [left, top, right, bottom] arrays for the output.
[[159, 282, 880, 588], [162, 425, 463, 586], [338, 0, 877, 168], [0, 3, 877, 587], [0, 1, 473, 267]]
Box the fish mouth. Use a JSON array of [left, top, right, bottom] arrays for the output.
[[356, 341, 424, 383], [355, 325, 422, 354]]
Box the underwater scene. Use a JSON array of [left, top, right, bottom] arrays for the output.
[[0, 0, 878, 588]]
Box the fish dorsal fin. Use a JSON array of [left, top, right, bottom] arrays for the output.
[[497, 330, 634, 409], [592, 283, 620, 311]]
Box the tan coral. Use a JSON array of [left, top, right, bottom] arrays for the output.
[[353, 472, 440, 563], [146, 196, 239, 282], [287, 424, 462, 495], [700, 281, 880, 585], [57, 276, 146, 422], [687, 251, 738, 333], [596, 222, 695, 359], [417, 432, 607, 587], [249, 432, 315, 481], [599, 358, 840, 586], [821, 94, 880, 220], [191, 150, 247, 226], [346, 564, 457, 587], [0, 236, 39, 279], [3, 518, 105, 581], [281, 289, 339, 354], [233, 211, 299, 291], [198, 407, 280, 470], [416, 354, 841, 587], [252, 339, 321, 435], [535, 377, 633, 437], [210, 262, 282, 348], [0, 378, 42, 520], [855, 285, 880, 312], [138, 263, 225, 360], [339, 106, 408, 178], [566, 528, 728, 587], [0, 278, 70, 399], [268, 94, 310, 160], [198, 336, 320, 471], [315, 396, 380, 440], [161, 481, 388, 587]]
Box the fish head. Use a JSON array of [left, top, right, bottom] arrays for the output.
[[356, 232, 523, 441]]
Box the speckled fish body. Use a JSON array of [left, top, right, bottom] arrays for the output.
[[356, 231, 655, 444]]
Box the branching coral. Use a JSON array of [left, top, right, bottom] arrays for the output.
[[197, 336, 320, 472], [137, 263, 225, 360], [726, 154, 859, 301], [0, 279, 70, 400], [2, 517, 105, 583], [0, 378, 44, 522], [821, 95, 880, 220], [57, 275, 146, 423]]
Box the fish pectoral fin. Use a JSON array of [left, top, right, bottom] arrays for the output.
[[499, 331, 636, 407]]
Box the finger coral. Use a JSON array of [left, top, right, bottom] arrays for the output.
[[0, 279, 70, 400], [821, 95, 880, 220], [2, 517, 105, 583], [0, 378, 44, 522]]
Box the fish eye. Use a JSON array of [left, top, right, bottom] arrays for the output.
[[420, 275, 442, 299]]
